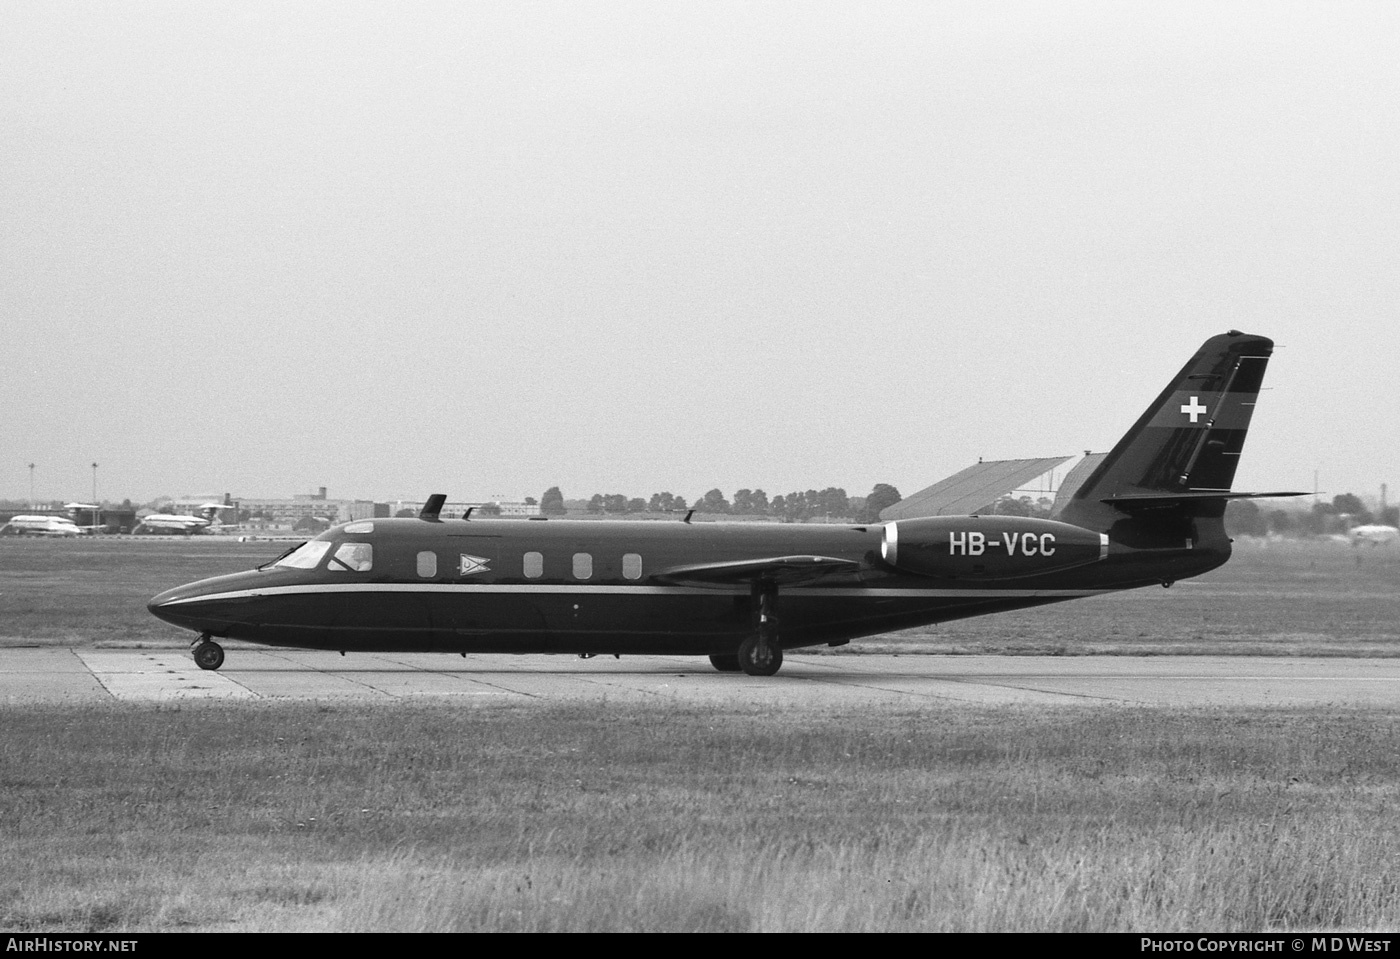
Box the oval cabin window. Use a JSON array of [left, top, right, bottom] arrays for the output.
[[572, 553, 592, 580]]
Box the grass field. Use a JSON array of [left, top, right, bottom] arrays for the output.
[[2, 534, 1398, 932], [3, 701, 1398, 932], [0, 534, 1396, 656]]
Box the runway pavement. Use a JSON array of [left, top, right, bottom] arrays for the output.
[[2, 646, 1399, 707]]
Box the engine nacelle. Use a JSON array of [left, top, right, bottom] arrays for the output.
[[881, 515, 1108, 580]]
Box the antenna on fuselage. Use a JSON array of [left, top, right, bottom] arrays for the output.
[[419, 494, 446, 521]]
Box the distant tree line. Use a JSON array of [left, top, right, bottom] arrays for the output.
[[536, 485, 1395, 534], [1225, 494, 1399, 538], [985, 495, 1056, 518], [539, 484, 903, 523]]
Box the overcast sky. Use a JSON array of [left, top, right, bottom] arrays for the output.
[[4, 1, 1396, 507]]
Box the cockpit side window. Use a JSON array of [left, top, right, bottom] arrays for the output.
[[328, 542, 373, 572], [273, 540, 332, 570]]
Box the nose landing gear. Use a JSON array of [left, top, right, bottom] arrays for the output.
[[192, 634, 225, 671]]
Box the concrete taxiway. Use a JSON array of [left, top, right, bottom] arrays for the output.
[[2, 647, 1398, 707]]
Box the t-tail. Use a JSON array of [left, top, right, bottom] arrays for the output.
[[1057, 330, 1304, 554]]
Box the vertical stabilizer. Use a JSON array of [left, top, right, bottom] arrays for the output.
[[1058, 331, 1275, 536]]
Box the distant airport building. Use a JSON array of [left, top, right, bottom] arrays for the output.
[[76, 506, 138, 533], [210, 489, 389, 527], [232, 492, 538, 526], [388, 499, 541, 519]]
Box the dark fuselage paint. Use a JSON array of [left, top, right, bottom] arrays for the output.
[[147, 515, 1226, 656]]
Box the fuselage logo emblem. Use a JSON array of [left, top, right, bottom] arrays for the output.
[[459, 554, 491, 576]]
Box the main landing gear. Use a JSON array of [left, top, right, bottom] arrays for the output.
[[713, 580, 784, 676], [192, 634, 225, 671]]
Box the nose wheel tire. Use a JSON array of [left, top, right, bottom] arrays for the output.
[[193, 640, 225, 671]]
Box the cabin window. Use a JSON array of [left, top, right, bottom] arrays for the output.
[[523, 551, 544, 579], [622, 553, 643, 580], [274, 540, 331, 570], [328, 542, 373, 572], [417, 551, 437, 577], [572, 552, 592, 580]]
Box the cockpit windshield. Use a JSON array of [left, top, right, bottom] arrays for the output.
[[271, 540, 332, 570]]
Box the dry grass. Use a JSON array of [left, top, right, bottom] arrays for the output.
[[2, 701, 1397, 931]]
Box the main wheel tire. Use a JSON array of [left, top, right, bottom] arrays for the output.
[[708, 653, 742, 672], [193, 641, 225, 671], [736, 635, 783, 676]]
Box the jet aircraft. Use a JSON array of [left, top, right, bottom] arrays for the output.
[[149, 331, 1304, 675], [0, 503, 107, 537], [1, 513, 87, 537], [133, 503, 234, 536]]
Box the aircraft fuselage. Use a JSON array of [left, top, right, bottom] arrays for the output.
[[148, 515, 1226, 657]]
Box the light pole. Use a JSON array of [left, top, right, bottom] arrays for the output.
[[91, 463, 98, 507], [28, 463, 35, 508]]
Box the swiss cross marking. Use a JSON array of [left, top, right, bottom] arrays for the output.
[[1180, 395, 1207, 423]]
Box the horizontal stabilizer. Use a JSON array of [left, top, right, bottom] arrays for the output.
[[881, 456, 1071, 521], [1101, 490, 1309, 509], [652, 555, 862, 588]]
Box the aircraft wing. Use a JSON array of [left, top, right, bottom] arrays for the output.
[[880, 456, 1072, 521], [651, 555, 863, 588]]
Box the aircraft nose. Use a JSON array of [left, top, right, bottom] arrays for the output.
[[148, 575, 248, 631], [148, 568, 270, 634], [148, 583, 204, 628]]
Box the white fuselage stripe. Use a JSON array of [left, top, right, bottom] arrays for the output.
[[159, 583, 1117, 605]]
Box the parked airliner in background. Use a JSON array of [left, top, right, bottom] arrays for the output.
[[1350, 524, 1400, 547], [1, 513, 86, 537], [133, 503, 234, 536], [150, 331, 1305, 675], [0, 503, 106, 537]]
